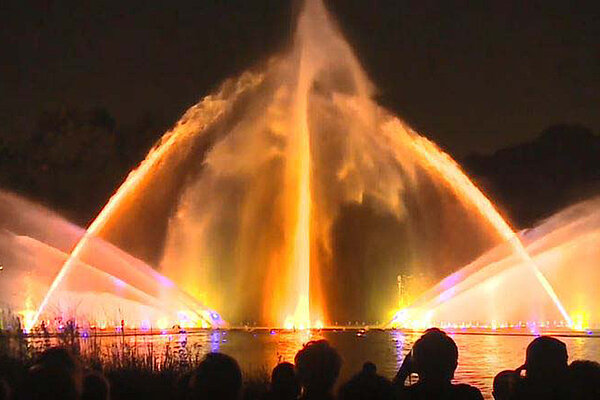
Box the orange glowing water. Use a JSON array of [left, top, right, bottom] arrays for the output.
[[28, 0, 575, 329], [27, 73, 262, 330], [386, 128, 572, 327], [391, 197, 600, 330]]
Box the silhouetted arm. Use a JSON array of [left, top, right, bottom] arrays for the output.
[[393, 351, 413, 388]]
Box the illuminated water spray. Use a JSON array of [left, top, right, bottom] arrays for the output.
[[286, 51, 312, 330], [28, 0, 575, 330], [28, 76, 263, 330], [386, 129, 572, 327]]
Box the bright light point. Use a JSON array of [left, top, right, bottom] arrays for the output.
[[571, 312, 589, 331], [284, 316, 294, 330], [177, 310, 197, 328], [389, 309, 411, 328], [157, 276, 175, 288], [157, 318, 169, 331], [21, 310, 36, 332], [112, 276, 126, 288], [315, 320, 324, 330]]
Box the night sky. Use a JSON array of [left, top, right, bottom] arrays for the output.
[[1, 0, 598, 156]]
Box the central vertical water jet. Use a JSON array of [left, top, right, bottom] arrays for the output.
[[288, 64, 312, 329], [284, 1, 316, 329]]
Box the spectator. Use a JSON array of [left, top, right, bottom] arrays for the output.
[[568, 359, 600, 400], [492, 370, 518, 400], [338, 361, 394, 400], [511, 336, 569, 399], [393, 328, 483, 399], [189, 352, 242, 400], [268, 362, 300, 400], [24, 347, 83, 400], [295, 340, 341, 400], [25, 364, 80, 400]]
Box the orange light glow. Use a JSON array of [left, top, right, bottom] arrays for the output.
[[19, 0, 588, 333], [382, 122, 573, 327]]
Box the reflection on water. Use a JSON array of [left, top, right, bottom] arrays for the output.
[[57, 330, 600, 399]]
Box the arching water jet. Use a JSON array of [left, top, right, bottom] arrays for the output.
[[25, 0, 577, 330]]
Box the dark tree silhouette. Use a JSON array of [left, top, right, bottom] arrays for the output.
[[464, 124, 600, 228], [0, 106, 124, 223]]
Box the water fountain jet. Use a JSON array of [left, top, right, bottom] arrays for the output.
[[1, 0, 590, 331]]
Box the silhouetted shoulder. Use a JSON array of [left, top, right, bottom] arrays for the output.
[[452, 383, 484, 399], [397, 383, 483, 399]]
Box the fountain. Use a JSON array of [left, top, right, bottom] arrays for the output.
[[0, 191, 221, 330], [0, 0, 596, 332], [390, 197, 600, 330]]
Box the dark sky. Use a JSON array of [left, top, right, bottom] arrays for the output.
[[1, 0, 598, 156]]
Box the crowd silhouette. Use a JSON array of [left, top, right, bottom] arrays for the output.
[[0, 329, 598, 399]]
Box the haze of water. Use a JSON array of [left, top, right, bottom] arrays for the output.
[[29, 0, 573, 329], [0, 192, 217, 330], [399, 197, 600, 330]]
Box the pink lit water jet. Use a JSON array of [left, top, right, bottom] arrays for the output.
[[0, 192, 219, 330], [390, 197, 600, 330]]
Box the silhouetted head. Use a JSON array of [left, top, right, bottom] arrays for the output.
[[568, 360, 600, 399], [26, 364, 80, 400], [190, 352, 242, 400], [37, 347, 80, 373], [294, 340, 341, 395], [361, 362, 376, 375], [524, 336, 568, 382], [492, 370, 518, 400], [82, 371, 110, 400], [31, 347, 83, 396], [412, 328, 458, 382], [271, 362, 300, 399], [338, 361, 393, 400]]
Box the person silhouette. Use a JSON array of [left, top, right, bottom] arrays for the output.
[[267, 362, 300, 400], [511, 336, 569, 399], [393, 328, 483, 399], [567, 359, 600, 400], [338, 361, 394, 400], [26, 364, 80, 400], [189, 352, 242, 400], [492, 370, 518, 400], [36, 346, 82, 382], [294, 340, 341, 400], [24, 347, 83, 400]]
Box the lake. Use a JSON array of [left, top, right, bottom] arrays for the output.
[[72, 328, 600, 399]]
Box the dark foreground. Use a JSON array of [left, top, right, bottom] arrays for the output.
[[1, 328, 599, 399]]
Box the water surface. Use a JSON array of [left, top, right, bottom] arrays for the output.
[[76, 329, 600, 399]]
